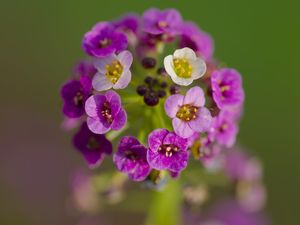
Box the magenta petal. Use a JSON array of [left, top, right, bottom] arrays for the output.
[[105, 90, 121, 115], [114, 154, 136, 172], [148, 129, 168, 151], [128, 162, 151, 181], [189, 107, 212, 132], [83, 151, 105, 169], [111, 108, 127, 130], [87, 117, 111, 134], [172, 118, 194, 138], [164, 94, 184, 118], [183, 86, 205, 107], [147, 150, 171, 170], [167, 151, 189, 172], [85, 95, 106, 117], [163, 132, 188, 151]]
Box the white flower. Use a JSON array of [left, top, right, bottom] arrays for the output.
[[164, 47, 206, 86], [92, 50, 133, 91]]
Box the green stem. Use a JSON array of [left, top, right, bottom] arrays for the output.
[[144, 179, 182, 225]]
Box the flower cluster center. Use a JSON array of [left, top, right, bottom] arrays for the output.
[[105, 60, 124, 84], [158, 144, 179, 157], [176, 104, 198, 121], [73, 92, 84, 106], [101, 102, 113, 124], [173, 58, 192, 78], [87, 137, 100, 150]]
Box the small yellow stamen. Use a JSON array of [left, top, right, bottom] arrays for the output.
[[105, 60, 123, 84], [176, 104, 199, 121], [173, 58, 193, 78]]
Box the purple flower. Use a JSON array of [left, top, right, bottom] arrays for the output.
[[82, 22, 128, 58], [224, 148, 262, 182], [60, 75, 92, 118], [113, 136, 151, 181], [147, 129, 189, 173], [92, 50, 133, 91], [143, 8, 182, 35], [209, 110, 238, 147], [179, 22, 214, 60], [205, 201, 268, 225], [74, 60, 97, 78], [85, 91, 127, 134], [165, 86, 212, 138], [211, 68, 245, 109], [113, 14, 140, 35], [73, 123, 112, 168]]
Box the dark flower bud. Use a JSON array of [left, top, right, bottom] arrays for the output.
[[160, 81, 168, 88], [144, 91, 159, 106], [136, 85, 148, 96], [144, 76, 153, 84], [170, 85, 180, 95], [157, 90, 166, 98], [157, 67, 166, 76], [142, 57, 156, 69]]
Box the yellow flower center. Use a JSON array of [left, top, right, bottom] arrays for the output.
[[173, 58, 193, 78], [176, 104, 198, 121], [105, 60, 123, 84]]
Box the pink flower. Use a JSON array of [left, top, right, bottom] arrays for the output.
[[164, 86, 212, 138]]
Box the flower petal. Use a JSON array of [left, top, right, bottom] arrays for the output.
[[93, 55, 116, 73], [113, 70, 131, 89], [85, 95, 106, 117], [164, 94, 184, 118], [111, 108, 127, 130], [87, 117, 111, 134], [174, 47, 197, 60], [92, 73, 113, 91], [105, 90, 121, 115], [172, 118, 194, 138], [148, 129, 168, 152], [189, 107, 212, 132], [183, 86, 205, 107], [163, 132, 188, 151], [190, 57, 206, 80], [118, 50, 133, 70]]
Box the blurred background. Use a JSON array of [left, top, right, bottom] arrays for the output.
[[0, 0, 299, 224]]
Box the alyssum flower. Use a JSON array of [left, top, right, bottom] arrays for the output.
[[60, 8, 248, 185], [165, 86, 212, 138], [147, 129, 189, 173], [85, 91, 127, 134], [73, 122, 112, 168], [164, 47, 207, 86], [60, 75, 92, 118], [114, 136, 151, 181], [92, 50, 133, 91]]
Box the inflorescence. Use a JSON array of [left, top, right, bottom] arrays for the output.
[[60, 8, 245, 184]]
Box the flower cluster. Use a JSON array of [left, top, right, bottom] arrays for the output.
[[60, 8, 245, 183]]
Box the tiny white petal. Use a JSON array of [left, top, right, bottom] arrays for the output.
[[113, 70, 131, 89], [117, 50, 133, 70], [92, 73, 113, 91], [93, 55, 116, 74], [190, 58, 207, 79], [164, 54, 177, 77], [171, 76, 193, 86], [174, 47, 197, 60]]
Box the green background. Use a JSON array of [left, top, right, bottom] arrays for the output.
[[0, 0, 299, 225]]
